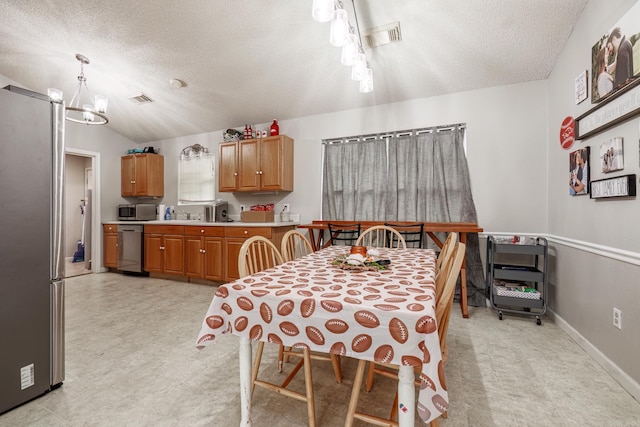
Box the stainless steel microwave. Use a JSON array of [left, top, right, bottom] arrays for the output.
[[118, 204, 157, 221]]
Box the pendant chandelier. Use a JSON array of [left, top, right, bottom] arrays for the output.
[[312, 0, 373, 93], [62, 54, 109, 125]]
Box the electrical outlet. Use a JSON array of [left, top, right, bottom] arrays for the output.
[[240, 205, 245, 212], [613, 308, 622, 329], [283, 203, 290, 212]]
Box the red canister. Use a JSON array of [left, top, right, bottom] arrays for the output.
[[270, 119, 279, 136]]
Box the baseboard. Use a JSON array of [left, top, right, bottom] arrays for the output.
[[547, 308, 640, 402]]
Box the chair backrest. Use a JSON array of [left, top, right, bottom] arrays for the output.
[[327, 223, 361, 246], [238, 236, 284, 277], [435, 241, 465, 363], [281, 230, 314, 262], [436, 232, 458, 273], [355, 225, 407, 249], [383, 223, 424, 248]]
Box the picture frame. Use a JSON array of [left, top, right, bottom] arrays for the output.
[[576, 78, 640, 140], [590, 3, 640, 104], [569, 146, 590, 196], [590, 174, 636, 199], [600, 137, 623, 173], [575, 70, 588, 104]]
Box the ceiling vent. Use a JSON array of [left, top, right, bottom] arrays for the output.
[[363, 21, 402, 48], [128, 93, 154, 105]]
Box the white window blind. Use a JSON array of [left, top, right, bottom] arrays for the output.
[[178, 154, 215, 205]]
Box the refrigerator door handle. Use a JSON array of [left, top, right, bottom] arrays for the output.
[[51, 279, 65, 387]]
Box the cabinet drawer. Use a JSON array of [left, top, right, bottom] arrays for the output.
[[104, 224, 118, 233], [184, 225, 225, 237], [144, 225, 185, 235], [224, 227, 272, 238]]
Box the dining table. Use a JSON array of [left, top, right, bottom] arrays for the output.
[[297, 220, 484, 319], [196, 245, 447, 427]]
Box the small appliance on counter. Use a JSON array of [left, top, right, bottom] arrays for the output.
[[205, 200, 228, 222], [118, 203, 157, 221]]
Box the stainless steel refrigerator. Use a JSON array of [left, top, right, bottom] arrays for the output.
[[0, 85, 65, 414]]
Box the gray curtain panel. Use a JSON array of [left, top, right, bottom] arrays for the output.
[[322, 125, 486, 307]]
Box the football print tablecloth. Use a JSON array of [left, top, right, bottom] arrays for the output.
[[196, 246, 447, 424]]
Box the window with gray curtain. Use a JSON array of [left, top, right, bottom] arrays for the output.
[[322, 125, 486, 307]]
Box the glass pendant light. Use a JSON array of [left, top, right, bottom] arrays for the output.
[[312, 0, 334, 22], [329, 8, 350, 47], [351, 52, 367, 81], [359, 67, 373, 93], [341, 32, 359, 66]]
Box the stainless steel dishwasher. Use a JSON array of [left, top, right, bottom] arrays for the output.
[[117, 224, 144, 272]]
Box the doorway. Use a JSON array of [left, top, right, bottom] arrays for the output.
[[65, 148, 101, 277]]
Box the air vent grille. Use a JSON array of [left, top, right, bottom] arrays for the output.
[[128, 93, 154, 104], [363, 21, 402, 48]]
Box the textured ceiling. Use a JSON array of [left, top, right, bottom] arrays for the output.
[[0, 0, 588, 143]]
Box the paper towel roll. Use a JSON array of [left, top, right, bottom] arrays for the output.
[[158, 204, 165, 221]]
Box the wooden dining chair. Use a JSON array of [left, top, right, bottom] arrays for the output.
[[327, 223, 361, 246], [281, 229, 314, 262], [238, 237, 318, 425], [384, 222, 425, 248], [436, 232, 458, 273], [345, 242, 466, 427], [279, 230, 343, 384], [356, 225, 407, 249]]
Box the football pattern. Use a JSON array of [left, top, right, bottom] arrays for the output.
[[196, 246, 446, 424]]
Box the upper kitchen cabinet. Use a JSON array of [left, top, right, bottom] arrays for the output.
[[218, 135, 293, 193], [121, 153, 164, 197]]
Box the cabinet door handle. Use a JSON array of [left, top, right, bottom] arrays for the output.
[[201, 229, 205, 234], [202, 249, 206, 254], [243, 230, 248, 235], [160, 246, 165, 250], [234, 172, 238, 176], [255, 171, 260, 175], [259, 170, 263, 175]]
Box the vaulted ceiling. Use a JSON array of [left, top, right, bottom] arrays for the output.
[[0, 0, 588, 143]]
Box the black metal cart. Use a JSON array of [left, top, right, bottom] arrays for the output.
[[486, 235, 548, 325]]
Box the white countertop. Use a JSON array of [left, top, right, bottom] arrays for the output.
[[104, 220, 299, 227]]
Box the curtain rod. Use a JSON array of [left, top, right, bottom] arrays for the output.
[[322, 123, 466, 145]]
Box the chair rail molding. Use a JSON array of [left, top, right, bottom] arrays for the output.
[[479, 232, 640, 267]]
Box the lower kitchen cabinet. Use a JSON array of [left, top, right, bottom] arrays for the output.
[[103, 224, 118, 268], [144, 225, 185, 275], [185, 226, 224, 281]]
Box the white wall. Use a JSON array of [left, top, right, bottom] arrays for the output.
[[64, 154, 91, 258], [546, 0, 640, 393], [156, 80, 549, 233]]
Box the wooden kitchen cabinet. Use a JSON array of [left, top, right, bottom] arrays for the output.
[[218, 135, 293, 193], [121, 153, 164, 197], [218, 142, 239, 192], [185, 226, 224, 281], [222, 225, 294, 282], [103, 224, 118, 268], [144, 225, 184, 275]]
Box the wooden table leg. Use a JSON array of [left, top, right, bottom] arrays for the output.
[[239, 337, 253, 426], [307, 229, 319, 252], [459, 233, 469, 319], [397, 365, 416, 427]]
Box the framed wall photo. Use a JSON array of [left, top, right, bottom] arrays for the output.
[[569, 146, 590, 196], [600, 137, 623, 173], [575, 70, 588, 104], [590, 4, 640, 104]]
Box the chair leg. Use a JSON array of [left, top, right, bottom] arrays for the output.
[[330, 354, 342, 384], [302, 348, 316, 427], [251, 341, 265, 396], [344, 359, 367, 427], [390, 391, 399, 421], [277, 344, 284, 372], [365, 361, 376, 392]]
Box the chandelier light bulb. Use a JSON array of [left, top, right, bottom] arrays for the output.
[[312, 0, 334, 22], [341, 33, 359, 66], [359, 67, 373, 93], [329, 8, 350, 47], [94, 95, 108, 114], [351, 52, 367, 81]]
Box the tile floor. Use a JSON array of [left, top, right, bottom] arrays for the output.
[[1, 272, 639, 426]]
